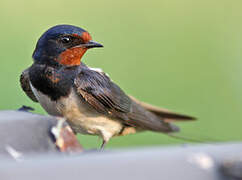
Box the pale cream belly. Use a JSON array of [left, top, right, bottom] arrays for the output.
[[30, 84, 123, 141]]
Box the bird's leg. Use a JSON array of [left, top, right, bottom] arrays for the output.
[[100, 140, 107, 150]]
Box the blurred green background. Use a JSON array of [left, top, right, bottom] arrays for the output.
[[0, 0, 242, 148]]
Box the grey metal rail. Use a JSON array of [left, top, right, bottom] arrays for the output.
[[0, 110, 241, 180]]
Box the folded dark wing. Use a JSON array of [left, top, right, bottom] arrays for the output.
[[74, 68, 131, 117], [20, 68, 38, 102], [74, 68, 177, 133]]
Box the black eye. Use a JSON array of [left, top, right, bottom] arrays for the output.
[[60, 36, 72, 44]]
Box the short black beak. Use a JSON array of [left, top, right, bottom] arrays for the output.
[[84, 40, 103, 48]]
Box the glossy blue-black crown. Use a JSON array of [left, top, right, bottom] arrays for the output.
[[39, 24, 87, 41], [33, 24, 87, 63]]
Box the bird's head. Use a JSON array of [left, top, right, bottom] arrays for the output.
[[32, 24, 103, 66]]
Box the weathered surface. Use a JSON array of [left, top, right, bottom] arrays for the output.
[[0, 110, 241, 180], [0, 110, 82, 160], [0, 141, 241, 180], [0, 110, 58, 158], [220, 158, 242, 179]]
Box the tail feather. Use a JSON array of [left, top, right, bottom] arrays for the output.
[[129, 95, 196, 122], [166, 132, 222, 143], [167, 133, 206, 143]]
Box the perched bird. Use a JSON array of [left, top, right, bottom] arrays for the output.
[[20, 25, 195, 148]]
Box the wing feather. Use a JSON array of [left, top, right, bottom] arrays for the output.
[[20, 68, 38, 102], [74, 68, 131, 114], [74, 67, 177, 133]]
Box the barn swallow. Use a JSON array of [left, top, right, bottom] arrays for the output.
[[20, 25, 195, 148]]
